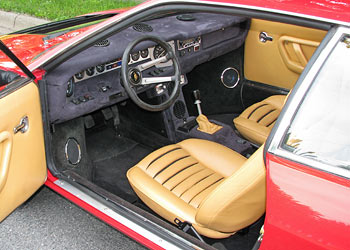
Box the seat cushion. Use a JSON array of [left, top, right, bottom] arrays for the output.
[[234, 95, 286, 145], [127, 138, 247, 238]]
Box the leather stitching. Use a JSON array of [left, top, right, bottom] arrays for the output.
[[146, 147, 181, 170], [179, 172, 215, 198], [161, 162, 198, 185], [247, 104, 267, 119], [256, 109, 276, 123], [189, 177, 224, 208], [153, 155, 190, 179], [170, 168, 205, 192]]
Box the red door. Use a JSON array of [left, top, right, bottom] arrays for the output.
[[262, 27, 350, 250]]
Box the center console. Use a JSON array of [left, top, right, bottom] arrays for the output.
[[162, 88, 251, 155]]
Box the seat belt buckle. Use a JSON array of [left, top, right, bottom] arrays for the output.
[[174, 218, 205, 242], [174, 218, 191, 231]]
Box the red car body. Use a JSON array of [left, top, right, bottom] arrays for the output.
[[0, 0, 349, 249]]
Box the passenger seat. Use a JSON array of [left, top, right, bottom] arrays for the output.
[[233, 95, 287, 145]]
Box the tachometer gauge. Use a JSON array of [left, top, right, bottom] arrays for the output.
[[75, 71, 84, 80], [86, 67, 95, 76], [131, 52, 140, 61], [153, 45, 167, 59], [140, 49, 149, 58]]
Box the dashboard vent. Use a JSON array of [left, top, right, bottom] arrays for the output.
[[94, 39, 110, 47], [176, 14, 196, 21], [133, 23, 153, 33]]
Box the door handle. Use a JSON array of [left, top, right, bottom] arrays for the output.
[[259, 32, 273, 43], [278, 36, 320, 74], [14, 116, 29, 134], [0, 131, 12, 192]]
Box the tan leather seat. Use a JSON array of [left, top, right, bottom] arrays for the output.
[[127, 139, 266, 238], [234, 95, 286, 145]]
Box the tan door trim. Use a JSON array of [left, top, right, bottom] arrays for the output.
[[0, 131, 12, 192], [278, 36, 320, 74]]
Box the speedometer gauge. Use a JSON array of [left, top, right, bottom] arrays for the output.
[[153, 45, 167, 59]]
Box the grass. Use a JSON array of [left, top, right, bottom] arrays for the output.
[[0, 0, 141, 21]]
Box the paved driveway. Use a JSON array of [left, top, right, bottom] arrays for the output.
[[0, 187, 144, 250]]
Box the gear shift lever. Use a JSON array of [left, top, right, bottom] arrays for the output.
[[192, 89, 222, 134], [193, 90, 202, 115]]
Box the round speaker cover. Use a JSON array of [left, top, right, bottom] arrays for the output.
[[221, 67, 240, 88], [65, 138, 81, 165]]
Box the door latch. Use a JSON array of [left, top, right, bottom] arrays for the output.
[[14, 116, 29, 134], [259, 32, 273, 43]]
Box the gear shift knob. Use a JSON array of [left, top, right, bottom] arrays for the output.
[[193, 89, 201, 101], [193, 90, 202, 115]]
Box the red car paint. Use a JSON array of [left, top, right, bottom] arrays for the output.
[[262, 153, 350, 250], [1, 0, 350, 249], [0, 26, 96, 73]]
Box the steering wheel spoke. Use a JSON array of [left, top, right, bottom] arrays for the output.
[[137, 55, 168, 72], [141, 76, 175, 85]]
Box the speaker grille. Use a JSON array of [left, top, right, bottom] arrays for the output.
[[133, 23, 153, 32], [65, 138, 81, 165], [173, 101, 186, 119], [94, 39, 110, 47]]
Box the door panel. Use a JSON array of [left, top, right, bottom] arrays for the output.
[[244, 19, 326, 89], [0, 81, 46, 221]]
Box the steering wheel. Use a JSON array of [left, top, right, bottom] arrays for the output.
[[121, 35, 181, 112]]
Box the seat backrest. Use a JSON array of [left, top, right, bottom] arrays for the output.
[[195, 145, 266, 233], [234, 95, 287, 145]]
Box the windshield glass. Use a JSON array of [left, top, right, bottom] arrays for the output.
[[0, 14, 117, 67]]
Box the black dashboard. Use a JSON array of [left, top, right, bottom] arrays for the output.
[[46, 13, 249, 123]]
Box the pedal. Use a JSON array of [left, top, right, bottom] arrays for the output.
[[84, 115, 95, 129], [101, 107, 113, 120], [111, 105, 120, 127]]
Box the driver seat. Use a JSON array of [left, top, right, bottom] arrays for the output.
[[127, 139, 265, 238]]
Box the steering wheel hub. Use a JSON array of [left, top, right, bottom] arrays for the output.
[[129, 68, 142, 85]]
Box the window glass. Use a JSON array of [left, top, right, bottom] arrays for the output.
[[282, 35, 350, 172]]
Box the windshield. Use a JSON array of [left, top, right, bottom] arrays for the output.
[[0, 13, 117, 68]]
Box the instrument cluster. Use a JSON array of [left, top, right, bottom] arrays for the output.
[[71, 40, 176, 84]]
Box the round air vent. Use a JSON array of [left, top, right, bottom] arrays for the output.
[[173, 101, 186, 119], [176, 14, 196, 21], [94, 39, 110, 47], [133, 23, 153, 32], [65, 138, 81, 165]]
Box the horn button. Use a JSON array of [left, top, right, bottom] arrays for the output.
[[129, 68, 142, 85]]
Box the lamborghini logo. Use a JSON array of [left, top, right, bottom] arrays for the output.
[[132, 71, 139, 82], [129, 69, 141, 85]]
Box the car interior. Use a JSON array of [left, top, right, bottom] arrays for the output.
[[8, 9, 328, 249]]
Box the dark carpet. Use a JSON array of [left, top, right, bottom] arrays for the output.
[[86, 127, 152, 203]]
